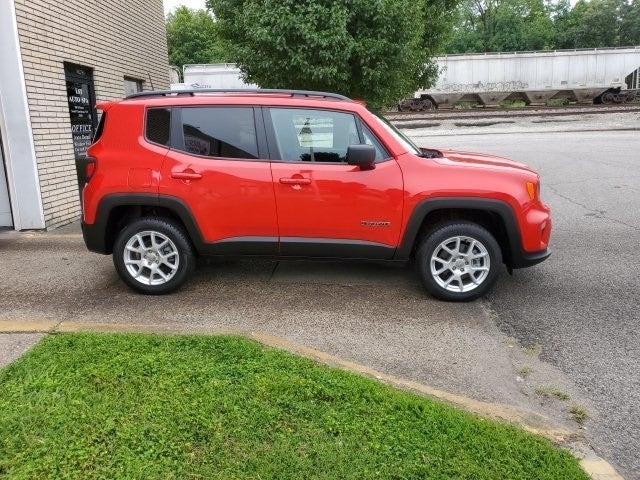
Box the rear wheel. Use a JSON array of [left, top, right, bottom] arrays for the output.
[[417, 222, 502, 301], [113, 217, 194, 294]]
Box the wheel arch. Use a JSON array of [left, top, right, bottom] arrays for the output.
[[82, 194, 204, 255], [395, 198, 522, 267]]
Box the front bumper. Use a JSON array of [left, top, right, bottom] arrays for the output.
[[510, 247, 551, 269]]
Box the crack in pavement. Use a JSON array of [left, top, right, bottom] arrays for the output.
[[547, 184, 639, 231]]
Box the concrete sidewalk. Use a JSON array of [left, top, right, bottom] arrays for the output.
[[0, 333, 44, 368]]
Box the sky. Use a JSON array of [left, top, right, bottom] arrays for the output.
[[164, 0, 207, 15]]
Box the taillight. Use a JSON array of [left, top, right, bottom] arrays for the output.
[[85, 156, 96, 182]]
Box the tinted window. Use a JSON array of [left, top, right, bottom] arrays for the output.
[[93, 112, 106, 143], [180, 107, 258, 159], [269, 108, 359, 163], [146, 108, 171, 146]]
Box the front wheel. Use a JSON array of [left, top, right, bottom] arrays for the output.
[[113, 217, 195, 294], [416, 222, 502, 301]]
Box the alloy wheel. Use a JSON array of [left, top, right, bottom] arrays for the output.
[[123, 230, 180, 286], [430, 235, 490, 293]]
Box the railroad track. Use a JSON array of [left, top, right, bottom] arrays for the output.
[[386, 104, 640, 121]]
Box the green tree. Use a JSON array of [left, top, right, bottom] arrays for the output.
[[166, 6, 226, 69], [206, 0, 458, 107], [446, 0, 640, 53], [555, 0, 626, 48], [446, 0, 556, 53], [620, 0, 640, 45]]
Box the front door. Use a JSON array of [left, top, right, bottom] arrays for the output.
[[160, 106, 278, 254], [0, 134, 12, 227], [266, 107, 403, 258]]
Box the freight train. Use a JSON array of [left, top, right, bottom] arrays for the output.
[[409, 47, 640, 109], [172, 47, 640, 109]]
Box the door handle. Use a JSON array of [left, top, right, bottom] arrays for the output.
[[279, 177, 311, 185], [171, 172, 202, 180]]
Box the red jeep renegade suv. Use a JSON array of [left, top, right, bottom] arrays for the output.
[[81, 89, 551, 301]]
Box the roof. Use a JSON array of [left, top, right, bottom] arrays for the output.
[[124, 89, 352, 102]]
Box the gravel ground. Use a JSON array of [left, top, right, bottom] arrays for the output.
[[394, 110, 640, 137]]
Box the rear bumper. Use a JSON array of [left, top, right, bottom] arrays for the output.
[[81, 221, 109, 254]]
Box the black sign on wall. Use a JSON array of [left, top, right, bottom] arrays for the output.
[[64, 63, 96, 160]]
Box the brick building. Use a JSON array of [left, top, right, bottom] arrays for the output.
[[0, 0, 170, 231]]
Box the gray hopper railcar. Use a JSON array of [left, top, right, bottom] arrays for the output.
[[409, 47, 640, 110]]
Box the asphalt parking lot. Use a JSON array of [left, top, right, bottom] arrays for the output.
[[1, 117, 638, 478], [410, 126, 640, 480]]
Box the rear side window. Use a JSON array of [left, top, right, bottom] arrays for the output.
[[178, 107, 258, 159], [146, 108, 171, 146], [93, 112, 106, 143]]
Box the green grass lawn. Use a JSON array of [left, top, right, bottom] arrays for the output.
[[0, 333, 588, 479]]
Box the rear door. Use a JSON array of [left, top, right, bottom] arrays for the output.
[[266, 107, 404, 258], [159, 106, 277, 254]]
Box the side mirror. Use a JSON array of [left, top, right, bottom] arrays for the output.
[[346, 144, 376, 171]]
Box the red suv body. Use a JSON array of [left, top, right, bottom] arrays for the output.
[[81, 89, 551, 301]]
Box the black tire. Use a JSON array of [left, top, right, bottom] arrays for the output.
[[113, 217, 195, 294], [416, 222, 502, 302]]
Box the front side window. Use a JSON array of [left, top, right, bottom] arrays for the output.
[[359, 121, 390, 161], [179, 107, 258, 159], [368, 111, 421, 155], [269, 109, 360, 163]]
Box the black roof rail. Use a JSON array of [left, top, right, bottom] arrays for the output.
[[125, 88, 352, 102]]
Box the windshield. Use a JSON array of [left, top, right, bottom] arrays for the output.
[[369, 111, 422, 155]]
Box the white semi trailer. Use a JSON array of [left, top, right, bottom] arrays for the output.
[[173, 64, 257, 90]]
